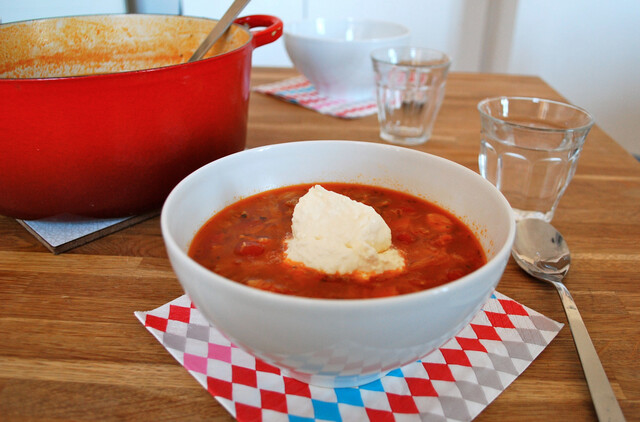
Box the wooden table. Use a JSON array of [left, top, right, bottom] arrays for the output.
[[1, 68, 638, 421]]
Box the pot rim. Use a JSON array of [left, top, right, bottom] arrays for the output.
[[0, 13, 255, 82]]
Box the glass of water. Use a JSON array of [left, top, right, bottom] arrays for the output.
[[371, 47, 451, 146], [478, 97, 595, 222]]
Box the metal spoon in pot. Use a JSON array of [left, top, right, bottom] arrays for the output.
[[512, 218, 625, 421], [188, 0, 251, 62]]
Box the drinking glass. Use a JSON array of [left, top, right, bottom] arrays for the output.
[[478, 96, 594, 222], [371, 47, 451, 146]]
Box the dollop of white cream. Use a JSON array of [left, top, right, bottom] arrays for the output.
[[285, 185, 405, 276]]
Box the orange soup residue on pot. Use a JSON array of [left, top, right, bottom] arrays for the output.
[[188, 183, 487, 299], [0, 15, 250, 78]]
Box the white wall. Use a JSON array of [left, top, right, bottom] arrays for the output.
[[504, 0, 640, 158], [0, 0, 126, 21], [2, 0, 638, 156]]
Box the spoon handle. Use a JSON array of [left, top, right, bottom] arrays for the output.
[[188, 0, 251, 62], [552, 281, 626, 421]]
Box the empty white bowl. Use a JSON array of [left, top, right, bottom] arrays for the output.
[[284, 18, 410, 101], [161, 140, 515, 388]]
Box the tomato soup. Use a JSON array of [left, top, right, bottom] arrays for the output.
[[188, 183, 486, 299]]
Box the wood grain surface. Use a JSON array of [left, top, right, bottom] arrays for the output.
[[1, 68, 638, 421]]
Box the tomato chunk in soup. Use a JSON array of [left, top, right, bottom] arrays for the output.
[[188, 183, 486, 299]]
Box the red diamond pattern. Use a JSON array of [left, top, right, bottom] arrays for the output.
[[235, 403, 262, 422], [283, 376, 311, 398], [255, 359, 281, 375], [499, 299, 529, 316], [485, 311, 516, 329], [422, 362, 455, 381], [168, 305, 191, 323], [366, 408, 395, 422], [441, 348, 472, 367], [456, 336, 487, 353], [232, 365, 257, 387], [387, 392, 420, 413], [470, 323, 502, 341], [144, 314, 167, 332], [260, 390, 288, 413], [207, 377, 232, 400], [405, 377, 438, 397]]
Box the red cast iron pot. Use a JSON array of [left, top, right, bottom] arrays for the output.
[[0, 14, 282, 220]]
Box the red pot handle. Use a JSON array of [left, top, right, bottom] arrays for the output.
[[234, 15, 283, 49]]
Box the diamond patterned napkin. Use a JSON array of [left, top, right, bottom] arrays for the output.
[[135, 291, 562, 421], [253, 76, 378, 119]]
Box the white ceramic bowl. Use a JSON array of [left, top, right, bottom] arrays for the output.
[[284, 18, 410, 101], [161, 140, 515, 388]]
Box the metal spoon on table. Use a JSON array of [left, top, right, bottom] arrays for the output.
[[188, 0, 251, 62], [512, 218, 625, 422]]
